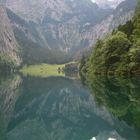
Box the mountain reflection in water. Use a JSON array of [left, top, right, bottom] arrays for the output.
[[0, 75, 139, 140]]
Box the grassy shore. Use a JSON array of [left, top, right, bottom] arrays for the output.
[[20, 64, 65, 78]]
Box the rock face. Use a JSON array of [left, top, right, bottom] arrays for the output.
[[3, 0, 138, 63], [93, 0, 125, 9], [6, 0, 71, 23], [5, 0, 113, 60], [0, 5, 21, 66], [109, 0, 137, 31]]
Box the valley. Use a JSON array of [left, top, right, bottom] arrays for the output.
[[20, 64, 66, 78], [0, 0, 140, 140], [0, 0, 137, 66], [20, 61, 79, 78]]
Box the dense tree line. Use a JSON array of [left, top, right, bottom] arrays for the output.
[[0, 55, 17, 74], [79, 2, 140, 136], [87, 75, 140, 139], [80, 0, 140, 77]]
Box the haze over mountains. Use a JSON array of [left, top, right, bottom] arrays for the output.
[[91, 0, 125, 8], [0, 0, 138, 65]]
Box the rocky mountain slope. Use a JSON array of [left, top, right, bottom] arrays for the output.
[[0, 5, 21, 67], [4, 0, 113, 62], [2, 0, 138, 63], [92, 0, 125, 9], [109, 0, 137, 31]]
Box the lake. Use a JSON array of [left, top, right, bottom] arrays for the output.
[[0, 74, 139, 140]]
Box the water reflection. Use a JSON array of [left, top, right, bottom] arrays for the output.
[[0, 75, 139, 140], [0, 75, 21, 140], [87, 76, 140, 139]]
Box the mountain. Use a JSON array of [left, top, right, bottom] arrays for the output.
[[4, 0, 113, 63], [79, 0, 140, 76], [2, 0, 138, 64], [5, 0, 112, 23], [6, 8, 70, 64], [0, 5, 21, 71], [109, 0, 137, 31], [92, 0, 125, 9]]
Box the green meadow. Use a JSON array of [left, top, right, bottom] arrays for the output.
[[20, 64, 65, 78]]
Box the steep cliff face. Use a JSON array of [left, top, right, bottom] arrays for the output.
[[5, 0, 113, 60], [109, 0, 137, 31], [0, 6, 21, 67], [4, 0, 138, 63], [5, 0, 111, 23], [5, 0, 71, 23], [93, 0, 125, 9]]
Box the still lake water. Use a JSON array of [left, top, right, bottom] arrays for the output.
[[0, 74, 139, 140]]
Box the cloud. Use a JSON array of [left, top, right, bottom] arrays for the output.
[[91, 0, 96, 3]]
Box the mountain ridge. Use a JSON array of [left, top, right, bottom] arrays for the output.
[[0, 0, 138, 65], [0, 5, 21, 71]]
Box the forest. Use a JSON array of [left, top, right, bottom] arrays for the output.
[[80, 0, 140, 77]]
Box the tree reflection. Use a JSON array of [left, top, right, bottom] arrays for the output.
[[0, 74, 21, 140], [87, 75, 140, 139]]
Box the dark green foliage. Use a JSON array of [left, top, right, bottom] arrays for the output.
[[79, 2, 140, 139], [84, 31, 133, 76], [64, 63, 78, 72], [131, 0, 140, 43], [79, 56, 87, 74], [118, 21, 134, 37], [85, 75, 140, 139], [80, 1, 140, 77], [64, 62, 79, 77], [0, 55, 17, 74]]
